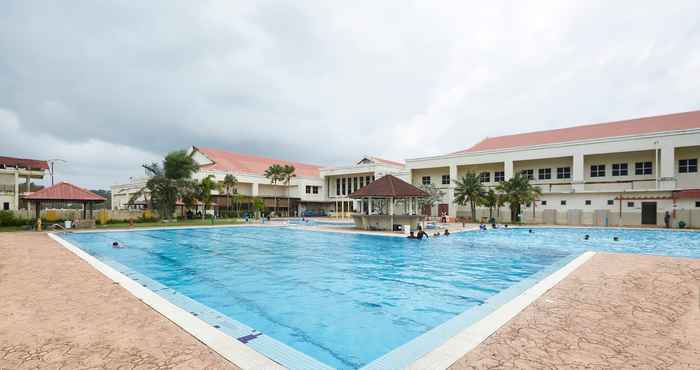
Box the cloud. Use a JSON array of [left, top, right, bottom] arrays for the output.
[[1, 0, 699, 187]]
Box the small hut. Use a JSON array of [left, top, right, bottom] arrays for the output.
[[23, 182, 106, 220], [349, 174, 428, 231]]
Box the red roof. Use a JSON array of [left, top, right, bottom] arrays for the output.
[[349, 174, 428, 198], [195, 147, 323, 177], [368, 156, 405, 167], [0, 156, 49, 170], [23, 182, 106, 201], [454, 110, 700, 154]]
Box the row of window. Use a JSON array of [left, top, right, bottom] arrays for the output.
[[336, 175, 375, 196], [540, 199, 620, 207], [305, 186, 319, 194], [590, 161, 653, 177]]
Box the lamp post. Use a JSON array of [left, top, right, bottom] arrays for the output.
[[47, 158, 66, 186]]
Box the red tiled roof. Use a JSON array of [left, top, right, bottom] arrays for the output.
[[454, 110, 700, 154], [23, 182, 106, 201], [195, 147, 323, 177], [349, 174, 428, 198], [368, 156, 405, 167], [0, 156, 49, 170]]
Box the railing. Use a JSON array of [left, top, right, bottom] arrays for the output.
[[0, 184, 15, 193]]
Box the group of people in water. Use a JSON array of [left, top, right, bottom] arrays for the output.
[[407, 227, 450, 239]]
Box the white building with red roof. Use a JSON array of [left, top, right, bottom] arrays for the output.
[[407, 110, 700, 227], [0, 156, 48, 211]]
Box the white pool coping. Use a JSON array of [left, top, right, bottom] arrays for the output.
[[404, 251, 596, 370], [48, 232, 287, 370]]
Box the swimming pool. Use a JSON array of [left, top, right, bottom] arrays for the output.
[[57, 226, 700, 369]]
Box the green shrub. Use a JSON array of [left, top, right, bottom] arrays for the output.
[[0, 210, 29, 227], [678, 220, 687, 229]]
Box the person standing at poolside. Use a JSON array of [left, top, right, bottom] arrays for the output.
[[664, 211, 671, 228]]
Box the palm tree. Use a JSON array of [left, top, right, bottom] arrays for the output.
[[454, 173, 484, 222], [131, 150, 199, 220], [418, 184, 446, 217], [264, 164, 284, 216], [198, 175, 220, 219], [281, 165, 296, 216], [481, 188, 498, 222], [496, 173, 542, 223], [222, 174, 238, 217]]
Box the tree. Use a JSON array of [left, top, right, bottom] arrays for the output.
[[131, 150, 199, 220], [454, 173, 484, 222], [264, 164, 284, 216], [251, 196, 265, 218], [222, 174, 238, 216], [417, 184, 446, 217], [496, 173, 542, 223], [481, 188, 498, 221], [281, 165, 296, 216], [198, 175, 220, 219]]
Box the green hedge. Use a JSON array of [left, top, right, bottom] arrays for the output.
[[0, 211, 31, 227]]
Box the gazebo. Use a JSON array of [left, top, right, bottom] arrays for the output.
[[349, 174, 428, 231], [23, 182, 106, 220]]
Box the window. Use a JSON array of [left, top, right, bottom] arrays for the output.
[[366, 175, 371, 184], [679, 159, 698, 173], [557, 167, 571, 179], [336, 179, 340, 195], [441, 174, 450, 185], [312, 186, 319, 194], [494, 171, 505, 182], [479, 172, 491, 183], [635, 161, 652, 175], [305, 185, 312, 194], [560, 200, 567, 206], [540, 200, 547, 206], [627, 202, 635, 208], [353, 177, 358, 192], [538, 168, 551, 180], [607, 199, 614, 205], [695, 201, 700, 208], [359, 177, 364, 188], [422, 176, 431, 185], [585, 200, 591, 206], [341, 178, 346, 195], [612, 163, 628, 176], [520, 169, 534, 180], [2, 202, 8, 210], [590, 164, 606, 177], [371, 175, 375, 182]]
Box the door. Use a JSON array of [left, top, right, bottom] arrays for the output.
[[438, 204, 449, 218], [641, 202, 657, 225]]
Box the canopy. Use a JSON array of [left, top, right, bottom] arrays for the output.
[[23, 182, 105, 201]]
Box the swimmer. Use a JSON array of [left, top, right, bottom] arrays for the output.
[[407, 231, 416, 239], [613, 236, 619, 242], [528, 229, 533, 233], [444, 229, 450, 236], [112, 241, 123, 248], [584, 234, 590, 240], [433, 232, 440, 238]]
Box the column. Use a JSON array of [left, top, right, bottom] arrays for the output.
[[14, 172, 19, 211], [368, 197, 373, 215], [572, 152, 585, 192], [448, 165, 458, 218], [251, 183, 259, 196], [504, 160, 514, 180], [658, 145, 676, 190]]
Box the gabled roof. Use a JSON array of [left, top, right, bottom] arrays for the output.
[[349, 174, 427, 198], [0, 156, 49, 170], [23, 182, 106, 201], [454, 110, 700, 154], [357, 156, 405, 167], [194, 147, 323, 177]]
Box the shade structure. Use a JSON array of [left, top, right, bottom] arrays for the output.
[[348, 175, 428, 231], [23, 182, 106, 220]]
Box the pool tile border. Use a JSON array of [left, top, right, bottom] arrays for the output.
[[48, 232, 300, 370]]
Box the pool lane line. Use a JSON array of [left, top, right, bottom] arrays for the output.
[[48, 232, 290, 370], [401, 251, 596, 370]]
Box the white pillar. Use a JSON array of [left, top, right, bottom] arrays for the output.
[[251, 183, 259, 196], [658, 145, 676, 190], [504, 160, 514, 180], [14, 172, 19, 210], [572, 152, 585, 192], [448, 165, 458, 218], [368, 197, 373, 215]]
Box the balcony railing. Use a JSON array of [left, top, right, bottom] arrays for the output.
[[0, 184, 15, 193]]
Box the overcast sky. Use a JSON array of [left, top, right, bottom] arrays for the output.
[[2, 1, 699, 189]]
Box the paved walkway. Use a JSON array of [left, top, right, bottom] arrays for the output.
[[0, 232, 239, 370], [450, 253, 700, 369]]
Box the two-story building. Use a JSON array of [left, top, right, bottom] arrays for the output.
[[0, 156, 48, 211], [406, 110, 700, 227]]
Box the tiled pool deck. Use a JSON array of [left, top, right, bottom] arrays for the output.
[[1, 231, 699, 369]]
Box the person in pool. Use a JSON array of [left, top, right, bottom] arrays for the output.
[[112, 241, 124, 248], [444, 229, 450, 236], [613, 236, 620, 241], [584, 234, 590, 240], [407, 231, 416, 239], [416, 230, 429, 239]]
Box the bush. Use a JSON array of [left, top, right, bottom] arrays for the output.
[[0, 210, 30, 227], [678, 220, 687, 229]]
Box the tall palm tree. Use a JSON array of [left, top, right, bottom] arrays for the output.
[[264, 164, 284, 216], [281, 165, 296, 216], [454, 173, 484, 222], [481, 188, 498, 221], [222, 174, 238, 217], [496, 173, 542, 223], [418, 184, 446, 217], [198, 175, 220, 219]]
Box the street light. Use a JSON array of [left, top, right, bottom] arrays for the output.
[[46, 159, 66, 186]]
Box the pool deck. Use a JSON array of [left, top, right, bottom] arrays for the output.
[[1, 231, 699, 370]]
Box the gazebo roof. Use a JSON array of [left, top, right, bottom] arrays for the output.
[[23, 182, 106, 202], [349, 174, 428, 198]]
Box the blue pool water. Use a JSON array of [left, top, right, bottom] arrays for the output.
[[59, 227, 700, 369]]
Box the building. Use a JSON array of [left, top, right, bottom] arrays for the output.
[[406, 110, 700, 227], [112, 147, 407, 217], [0, 156, 48, 211]]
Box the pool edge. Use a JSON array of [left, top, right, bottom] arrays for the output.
[[48, 232, 289, 370], [403, 250, 596, 370]]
